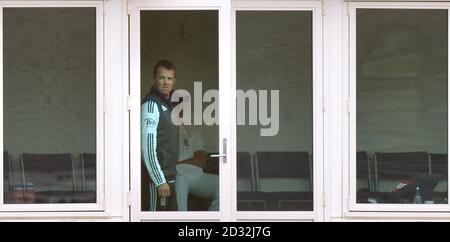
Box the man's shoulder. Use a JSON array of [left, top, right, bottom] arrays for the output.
[[141, 96, 162, 116], [142, 94, 162, 106], [143, 92, 156, 101]]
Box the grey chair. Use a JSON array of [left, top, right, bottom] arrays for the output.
[[429, 153, 448, 195], [80, 153, 96, 191], [374, 151, 430, 192], [357, 151, 373, 191], [256, 151, 312, 192], [22, 153, 76, 192], [236, 152, 265, 211], [3, 151, 12, 193], [429, 153, 447, 180], [255, 151, 312, 211]]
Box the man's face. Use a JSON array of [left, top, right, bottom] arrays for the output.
[[154, 67, 176, 99]]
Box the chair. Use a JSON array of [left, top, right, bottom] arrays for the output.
[[237, 152, 254, 191], [3, 151, 12, 193], [265, 191, 313, 211], [255, 151, 312, 211], [236, 152, 264, 211], [256, 151, 312, 192], [429, 153, 448, 193], [356, 151, 373, 191], [80, 153, 96, 191], [430, 153, 447, 179], [374, 151, 430, 192], [237, 191, 266, 211], [21, 153, 75, 203]]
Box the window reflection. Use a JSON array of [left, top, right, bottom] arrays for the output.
[[3, 8, 97, 204], [236, 11, 313, 211], [356, 9, 448, 204], [140, 11, 219, 212]]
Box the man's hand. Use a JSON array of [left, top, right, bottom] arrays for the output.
[[157, 183, 171, 198]]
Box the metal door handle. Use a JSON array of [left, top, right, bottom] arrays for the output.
[[210, 138, 227, 163], [210, 154, 226, 158]]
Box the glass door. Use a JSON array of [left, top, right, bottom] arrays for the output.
[[231, 0, 324, 221], [129, 0, 231, 221]]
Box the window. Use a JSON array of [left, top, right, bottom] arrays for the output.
[[236, 11, 314, 211], [347, 1, 450, 212], [1, 1, 104, 212], [232, 0, 323, 221], [139, 10, 220, 213]]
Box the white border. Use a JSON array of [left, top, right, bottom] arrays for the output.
[[231, 0, 324, 222], [0, 0, 106, 213], [120, 0, 130, 222], [344, 1, 450, 216], [129, 0, 231, 222]]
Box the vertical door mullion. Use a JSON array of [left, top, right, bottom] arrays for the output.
[[129, 5, 141, 222], [219, 0, 233, 222], [447, 8, 450, 207], [0, 6, 4, 208]]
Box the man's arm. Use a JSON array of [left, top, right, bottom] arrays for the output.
[[141, 100, 167, 187]]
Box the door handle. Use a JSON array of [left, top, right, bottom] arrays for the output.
[[210, 154, 226, 158], [210, 138, 227, 163]]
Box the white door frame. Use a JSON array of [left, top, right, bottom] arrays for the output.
[[129, 0, 324, 222], [129, 0, 232, 222]]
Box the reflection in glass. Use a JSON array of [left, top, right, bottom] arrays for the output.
[[3, 8, 97, 204], [236, 11, 313, 211], [140, 11, 219, 212], [356, 9, 448, 204]]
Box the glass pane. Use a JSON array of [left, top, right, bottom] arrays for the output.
[[140, 11, 219, 211], [356, 9, 448, 204], [236, 11, 313, 211], [3, 8, 97, 204]]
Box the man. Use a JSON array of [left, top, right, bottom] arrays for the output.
[[141, 60, 179, 211], [175, 110, 219, 211]]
